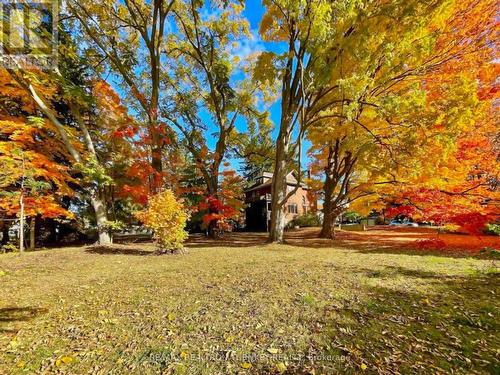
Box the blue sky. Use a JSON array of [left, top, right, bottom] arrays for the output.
[[244, 1, 266, 29], [242, 1, 285, 132], [179, 1, 286, 174], [242, 0, 283, 134], [227, 1, 311, 173]]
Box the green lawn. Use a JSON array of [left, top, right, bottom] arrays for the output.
[[0, 241, 498, 374]]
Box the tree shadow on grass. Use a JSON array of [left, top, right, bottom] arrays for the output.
[[186, 232, 268, 249], [284, 227, 412, 250], [85, 245, 155, 256], [300, 268, 499, 374], [352, 242, 490, 258], [95, 229, 495, 258], [285, 228, 495, 258], [358, 265, 447, 279], [0, 307, 48, 333]]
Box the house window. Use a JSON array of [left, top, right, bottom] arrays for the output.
[[287, 204, 298, 214]]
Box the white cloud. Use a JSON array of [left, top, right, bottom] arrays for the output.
[[232, 28, 264, 63]]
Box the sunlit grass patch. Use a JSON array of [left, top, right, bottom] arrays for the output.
[[0, 242, 498, 374]]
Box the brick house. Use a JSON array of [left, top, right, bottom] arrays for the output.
[[244, 171, 317, 231]]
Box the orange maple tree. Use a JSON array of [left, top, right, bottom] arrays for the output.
[[0, 118, 75, 218], [382, 0, 499, 234], [0, 69, 76, 224]]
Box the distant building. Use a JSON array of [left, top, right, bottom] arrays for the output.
[[244, 171, 317, 231]]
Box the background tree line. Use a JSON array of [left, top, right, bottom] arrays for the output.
[[0, 0, 497, 249]]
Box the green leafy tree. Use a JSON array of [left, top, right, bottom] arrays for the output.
[[257, 0, 496, 242], [67, 0, 176, 180], [162, 0, 266, 236], [234, 117, 275, 182]]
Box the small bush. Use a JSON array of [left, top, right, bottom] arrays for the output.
[[135, 190, 189, 253], [484, 224, 500, 236], [440, 224, 461, 234], [480, 247, 500, 257], [0, 243, 18, 254], [293, 213, 321, 228], [343, 211, 362, 223]]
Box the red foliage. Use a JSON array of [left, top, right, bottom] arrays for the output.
[[412, 238, 447, 250], [448, 212, 492, 236], [380, 0, 499, 236], [201, 195, 239, 229]]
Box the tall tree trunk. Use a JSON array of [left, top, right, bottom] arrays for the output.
[[29, 217, 35, 250], [206, 198, 219, 239], [268, 129, 289, 243], [90, 193, 111, 245], [150, 117, 163, 180], [19, 195, 24, 254], [320, 175, 337, 239], [319, 142, 355, 239], [151, 146, 163, 174], [1, 225, 9, 245], [268, 28, 301, 243], [207, 218, 218, 239], [320, 206, 343, 239], [206, 173, 220, 239]]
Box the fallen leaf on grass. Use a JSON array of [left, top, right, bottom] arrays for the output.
[[241, 362, 252, 369], [9, 339, 19, 349], [276, 362, 287, 373], [56, 355, 74, 366]]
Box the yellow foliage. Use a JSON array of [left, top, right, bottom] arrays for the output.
[[135, 190, 189, 253]]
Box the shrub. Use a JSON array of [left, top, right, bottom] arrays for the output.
[[480, 247, 500, 257], [343, 211, 362, 223], [484, 223, 500, 236], [440, 223, 462, 234], [135, 190, 189, 253], [293, 213, 321, 228], [1, 243, 18, 254]]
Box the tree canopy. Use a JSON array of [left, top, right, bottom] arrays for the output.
[[0, 0, 497, 247]]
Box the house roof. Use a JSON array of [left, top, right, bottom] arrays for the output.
[[244, 171, 308, 193]]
